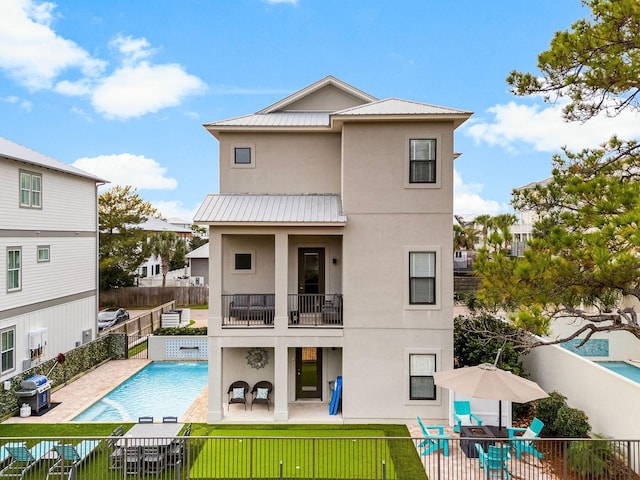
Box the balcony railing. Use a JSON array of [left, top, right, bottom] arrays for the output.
[[222, 294, 275, 327], [220, 294, 343, 327], [2, 434, 638, 479], [288, 294, 343, 327]]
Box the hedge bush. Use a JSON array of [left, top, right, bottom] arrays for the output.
[[554, 405, 591, 438], [535, 391, 567, 435]]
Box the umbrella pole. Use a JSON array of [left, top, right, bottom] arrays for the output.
[[499, 400, 502, 430]]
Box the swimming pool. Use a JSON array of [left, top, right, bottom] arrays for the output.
[[595, 361, 640, 384], [73, 362, 208, 422]]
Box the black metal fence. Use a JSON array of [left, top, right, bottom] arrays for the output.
[[1, 435, 638, 480]]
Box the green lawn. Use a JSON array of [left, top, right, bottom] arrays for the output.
[[0, 423, 426, 480]]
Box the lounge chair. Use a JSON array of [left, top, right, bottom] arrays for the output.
[[251, 381, 273, 411], [416, 416, 450, 456], [0, 443, 24, 466], [138, 416, 154, 423], [0, 441, 56, 479], [227, 381, 250, 410], [453, 400, 483, 433], [163, 416, 178, 423], [46, 440, 100, 480], [476, 443, 511, 479], [508, 417, 544, 459]]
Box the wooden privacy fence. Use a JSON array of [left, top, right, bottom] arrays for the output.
[[100, 286, 208, 308]]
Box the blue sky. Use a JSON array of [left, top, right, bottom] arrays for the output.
[[2, 0, 639, 222]]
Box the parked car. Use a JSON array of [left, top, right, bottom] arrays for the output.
[[98, 308, 130, 330]]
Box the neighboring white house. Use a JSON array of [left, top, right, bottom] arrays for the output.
[[195, 76, 472, 423], [0, 137, 105, 379], [185, 242, 208, 286], [136, 216, 191, 284]]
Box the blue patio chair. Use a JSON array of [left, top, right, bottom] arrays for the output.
[[1, 441, 56, 480], [475, 443, 511, 479], [508, 417, 544, 459], [416, 416, 450, 456], [46, 440, 101, 480], [453, 400, 483, 433]]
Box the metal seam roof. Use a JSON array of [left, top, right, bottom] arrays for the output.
[[194, 194, 347, 224]]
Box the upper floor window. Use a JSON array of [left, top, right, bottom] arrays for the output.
[[234, 147, 252, 165], [7, 248, 21, 292], [1, 328, 15, 373], [409, 353, 436, 400], [235, 253, 253, 271], [409, 139, 436, 184], [409, 251, 435, 304], [20, 171, 42, 208], [37, 246, 50, 263]]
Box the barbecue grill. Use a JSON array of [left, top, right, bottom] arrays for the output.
[[14, 374, 51, 413]]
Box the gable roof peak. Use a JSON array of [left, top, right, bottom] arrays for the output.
[[257, 76, 377, 114]]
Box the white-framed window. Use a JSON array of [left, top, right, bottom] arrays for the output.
[[409, 353, 436, 400], [409, 139, 436, 184], [409, 251, 436, 305], [233, 251, 255, 274], [7, 247, 21, 292], [37, 245, 50, 263], [20, 171, 42, 208], [230, 144, 255, 168], [1, 327, 15, 374]]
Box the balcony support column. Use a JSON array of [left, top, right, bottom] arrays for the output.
[[274, 232, 288, 334], [208, 230, 223, 335], [273, 344, 289, 421]]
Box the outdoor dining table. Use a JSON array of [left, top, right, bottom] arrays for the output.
[[116, 422, 184, 474], [117, 422, 185, 446]]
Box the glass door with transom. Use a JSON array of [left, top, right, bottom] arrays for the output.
[[295, 347, 323, 399]]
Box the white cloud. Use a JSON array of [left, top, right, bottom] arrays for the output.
[[466, 100, 640, 153], [151, 200, 198, 223], [0, 0, 106, 90], [91, 62, 206, 119], [2, 95, 32, 111], [453, 169, 509, 217], [72, 153, 178, 190], [0, 4, 205, 119]]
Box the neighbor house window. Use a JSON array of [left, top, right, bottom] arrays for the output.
[[7, 248, 21, 292], [234, 147, 252, 165], [235, 253, 253, 271], [409, 353, 436, 400], [409, 252, 435, 304], [37, 246, 50, 263], [1, 328, 15, 373], [409, 139, 436, 183], [20, 171, 42, 208]]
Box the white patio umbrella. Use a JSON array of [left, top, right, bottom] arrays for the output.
[[433, 362, 548, 429]]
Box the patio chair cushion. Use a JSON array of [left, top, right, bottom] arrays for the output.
[[232, 388, 245, 399], [256, 388, 269, 399], [457, 414, 472, 425], [521, 427, 536, 439]]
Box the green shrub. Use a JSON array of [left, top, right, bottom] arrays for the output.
[[567, 439, 615, 476], [153, 326, 207, 336], [554, 406, 591, 438], [512, 400, 535, 423], [535, 391, 567, 435]]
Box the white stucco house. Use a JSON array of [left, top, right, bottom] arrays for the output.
[[136, 216, 191, 284], [194, 76, 472, 423], [0, 137, 105, 380]]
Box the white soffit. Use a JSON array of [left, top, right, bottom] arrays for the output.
[[194, 194, 347, 225]]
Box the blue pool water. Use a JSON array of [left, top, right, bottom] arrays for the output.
[[595, 361, 640, 384], [73, 362, 208, 422]]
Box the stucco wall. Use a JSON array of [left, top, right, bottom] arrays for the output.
[[524, 343, 640, 439]]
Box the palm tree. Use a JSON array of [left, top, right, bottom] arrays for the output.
[[150, 231, 178, 287], [473, 214, 493, 248]]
